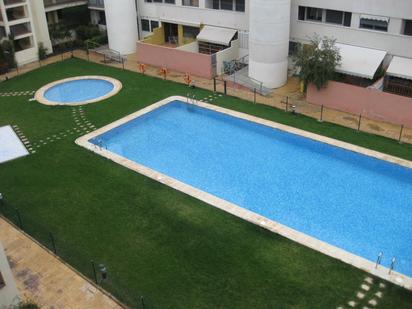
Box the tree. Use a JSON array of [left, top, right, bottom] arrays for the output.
[[295, 35, 341, 91]]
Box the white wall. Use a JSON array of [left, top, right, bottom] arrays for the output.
[[291, 0, 412, 58], [0, 243, 19, 308], [29, 0, 53, 55], [215, 39, 240, 75]]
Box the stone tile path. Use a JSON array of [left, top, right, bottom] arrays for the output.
[[32, 106, 96, 151], [337, 276, 386, 309], [0, 90, 35, 97], [0, 218, 124, 309]]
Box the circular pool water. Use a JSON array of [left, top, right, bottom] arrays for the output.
[[35, 76, 122, 106]]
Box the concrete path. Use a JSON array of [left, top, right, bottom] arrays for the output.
[[0, 218, 124, 309]]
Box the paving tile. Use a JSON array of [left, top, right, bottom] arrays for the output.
[[0, 218, 123, 309]]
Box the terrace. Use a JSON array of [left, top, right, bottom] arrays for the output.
[[137, 23, 240, 78]]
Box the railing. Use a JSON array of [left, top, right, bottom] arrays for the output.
[[3, 0, 26, 6], [44, 0, 87, 7], [88, 0, 104, 8]]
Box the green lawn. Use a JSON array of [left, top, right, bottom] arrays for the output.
[[0, 58, 411, 308]]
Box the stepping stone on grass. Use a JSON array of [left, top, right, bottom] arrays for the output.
[[348, 300, 357, 307], [375, 291, 383, 298], [356, 292, 365, 299], [379, 283, 386, 289], [361, 284, 370, 291], [368, 299, 378, 306], [364, 277, 373, 284]]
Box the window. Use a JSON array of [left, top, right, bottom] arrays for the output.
[[306, 7, 323, 22], [343, 12, 352, 27], [150, 20, 159, 31], [298, 6, 305, 21], [403, 19, 412, 36], [360, 16, 388, 32], [145, 0, 175, 3], [299, 6, 351, 27], [183, 25, 199, 38], [182, 0, 199, 7], [235, 0, 245, 12], [220, 0, 233, 10], [99, 11, 106, 25], [326, 10, 343, 24], [141, 19, 150, 32]]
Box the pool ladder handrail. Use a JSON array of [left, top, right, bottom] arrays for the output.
[[375, 251, 383, 268], [389, 257, 396, 274], [375, 252, 397, 274], [186, 93, 197, 105]]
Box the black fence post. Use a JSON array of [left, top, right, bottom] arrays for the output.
[[319, 105, 324, 122], [15, 208, 23, 229], [253, 88, 256, 104], [140, 296, 145, 309], [399, 125, 404, 144], [357, 114, 362, 131], [91, 260, 98, 284], [49, 232, 57, 254], [285, 96, 289, 112], [213, 77, 216, 92], [224, 80, 227, 95]]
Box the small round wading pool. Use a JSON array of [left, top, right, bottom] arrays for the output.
[[35, 76, 122, 106]]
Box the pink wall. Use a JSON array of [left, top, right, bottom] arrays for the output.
[[137, 42, 213, 79], [307, 81, 412, 128]]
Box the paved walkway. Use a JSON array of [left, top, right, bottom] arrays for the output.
[[0, 218, 124, 309]]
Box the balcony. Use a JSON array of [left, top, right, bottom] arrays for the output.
[[88, 0, 104, 9], [9, 22, 31, 38]]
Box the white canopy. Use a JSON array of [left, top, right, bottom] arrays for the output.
[[160, 18, 200, 28], [196, 26, 237, 46], [335, 43, 387, 79], [360, 14, 389, 23], [386, 56, 412, 81]]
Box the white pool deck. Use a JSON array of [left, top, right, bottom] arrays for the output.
[[0, 125, 29, 164], [76, 96, 412, 290]]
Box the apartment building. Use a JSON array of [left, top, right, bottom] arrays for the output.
[[88, 0, 412, 89], [0, 0, 86, 65]]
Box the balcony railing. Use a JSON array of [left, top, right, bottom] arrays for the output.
[[44, 0, 87, 7], [4, 0, 26, 6], [88, 0, 104, 8]]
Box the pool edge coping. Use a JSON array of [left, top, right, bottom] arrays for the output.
[[35, 75, 123, 106], [75, 95, 412, 291]]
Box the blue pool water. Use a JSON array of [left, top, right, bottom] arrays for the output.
[[91, 101, 412, 276], [44, 79, 114, 103]]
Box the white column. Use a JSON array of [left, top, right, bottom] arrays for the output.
[[105, 0, 139, 55], [248, 0, 291, 89]]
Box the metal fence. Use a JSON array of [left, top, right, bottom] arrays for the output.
[[1, 48, 411, 145], [73, 48, 412, 145], [0, 200, 155, 309]]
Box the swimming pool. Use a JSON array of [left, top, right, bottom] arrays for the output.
[[35, 76, 122, 106], [78, 97, 412, 285]]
